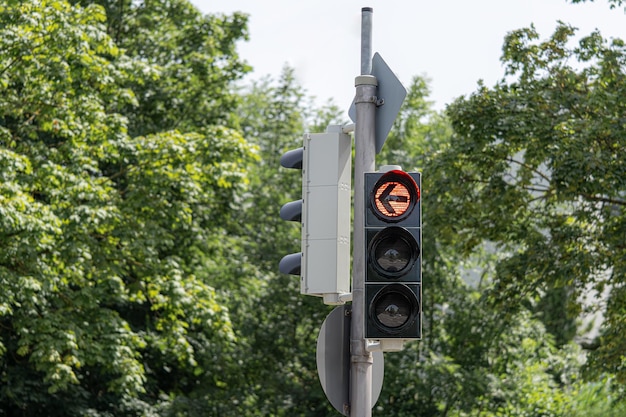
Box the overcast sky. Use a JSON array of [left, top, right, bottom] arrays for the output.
[[190, 0, 626, 113]]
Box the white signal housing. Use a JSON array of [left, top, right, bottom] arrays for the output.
[[301, 126, 352, 304]]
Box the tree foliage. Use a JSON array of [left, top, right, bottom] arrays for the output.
[[433, 21, 626, 384], [0, 0, 255, 414], [569, 0, 625, 9], [70, 0, 250, 137]]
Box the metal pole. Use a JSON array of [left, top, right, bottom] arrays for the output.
[[350, 7, 376, 417], [360, 7, 373, 75]]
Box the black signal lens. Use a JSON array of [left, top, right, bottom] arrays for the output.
[[369, 284, 419, 333], [369, 227, 419, 279]]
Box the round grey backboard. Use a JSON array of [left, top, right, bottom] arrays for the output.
[[316, 305, 384, 416]]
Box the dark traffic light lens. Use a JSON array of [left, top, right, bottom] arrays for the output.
[[369, 284, 419, 333], [374, 235, 412, 272], [369, 227, 419, 278], [375, 292, 412, 328]]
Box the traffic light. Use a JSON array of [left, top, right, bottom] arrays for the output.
[[364, 168, 421, 345], [278, 146, 304, 276], [279, 127, 352, 305]]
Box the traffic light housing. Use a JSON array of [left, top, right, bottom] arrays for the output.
[[279, 127, 352, 305], [364, 169, 421, 344]]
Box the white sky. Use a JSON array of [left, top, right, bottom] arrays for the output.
[[191, 0, 626, 113]]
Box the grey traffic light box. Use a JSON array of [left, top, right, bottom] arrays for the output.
[[301, 128, 352, 304]]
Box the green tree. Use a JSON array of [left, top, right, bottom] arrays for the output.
[[0, 1, 256, 414], [430, 21, 626, 385], [71, 0, 250, 137]]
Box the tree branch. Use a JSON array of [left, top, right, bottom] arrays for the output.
[[581, 193, 626, 207], [505, 156, 551, 183]]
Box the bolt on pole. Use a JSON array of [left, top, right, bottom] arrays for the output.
[[350, 6, 376, 417]]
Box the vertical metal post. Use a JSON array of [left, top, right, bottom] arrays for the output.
[[360, 7, 373, 75], [350, 7, 376, 417]]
